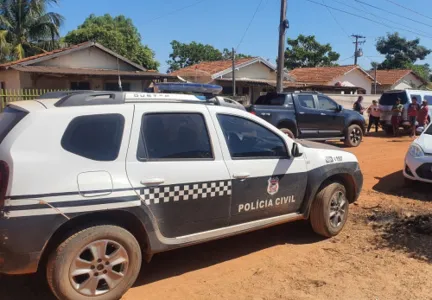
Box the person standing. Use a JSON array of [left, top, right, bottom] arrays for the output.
[[353, 96, 365, 115], [391, 98, 404, 137], [367, 100, 380, 134], [407, 96, 420, 138], [417, 99, 429, 127]]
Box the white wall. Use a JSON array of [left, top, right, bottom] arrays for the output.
[[221, 61, 276, 80], [393, 73, 424, 90], [330, 69, 372, 94], [34, 47, 137, 71], [0, 70, 21, 89]]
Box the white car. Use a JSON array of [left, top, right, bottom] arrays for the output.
[[0, 84, 362, 300], [404, 123, 432, 183]]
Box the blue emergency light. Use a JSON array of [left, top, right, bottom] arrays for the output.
[[155, 82, 223, 95]]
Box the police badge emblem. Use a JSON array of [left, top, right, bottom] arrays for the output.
[[267, 177, 279, 195]]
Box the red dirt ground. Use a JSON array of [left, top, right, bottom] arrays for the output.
[[1, 133, 432, 300]]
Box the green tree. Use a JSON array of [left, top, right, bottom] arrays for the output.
[[376, 33, 431, 70], [221, 48, 252, 60], [0, 0, 64, 62], [64, 14, 159, 70], [284, 35, 340, 70], [410, 64, 431, 83], [166, 41, 251, 72], [167, 41, 223, 72]]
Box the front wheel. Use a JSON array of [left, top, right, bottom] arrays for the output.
[[344, 124, 363, 147], [47, 225, 142, 300], [310, 182, 349, 237]]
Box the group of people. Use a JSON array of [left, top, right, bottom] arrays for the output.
[[353, 95, 429, 137]]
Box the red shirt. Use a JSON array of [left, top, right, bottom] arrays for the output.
[[417, 105, 429, 124], [408, 103, 420, 117]]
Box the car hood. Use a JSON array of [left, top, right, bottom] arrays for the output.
[[417, 133, 432, 153], [298, 140, 345, 151]]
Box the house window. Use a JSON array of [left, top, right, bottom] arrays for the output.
[[242, 87, 249, 95], [222, 86, 233, 95], [71, 82, 90, 90], [104, 82, 131, 91], [0, 82, 5, 89]]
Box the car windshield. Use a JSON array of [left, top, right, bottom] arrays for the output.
[[379, 91, 408, 106], [425, 124, 432, 135]]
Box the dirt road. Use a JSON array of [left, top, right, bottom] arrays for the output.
[[1, 133, 432, 300]]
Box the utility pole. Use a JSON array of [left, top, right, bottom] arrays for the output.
[[276, 0, 288, 93], [352, 34, 365, 65], [374, 64, 378, 94], [232, 47, 236, 97]]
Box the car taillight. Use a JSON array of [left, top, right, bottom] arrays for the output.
[[0, 161, 9, 208]]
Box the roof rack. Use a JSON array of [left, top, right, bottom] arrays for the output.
[[53, 91, 245, 110], [154, 82, 223, 95]]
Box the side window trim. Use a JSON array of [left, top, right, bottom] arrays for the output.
[[216, 113, 290, 160], [137, 112, 215, 162]]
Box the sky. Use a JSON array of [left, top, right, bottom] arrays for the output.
[[51, 0, 432, 72]]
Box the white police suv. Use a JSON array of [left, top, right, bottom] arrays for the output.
[[0, 84, 362, 300]]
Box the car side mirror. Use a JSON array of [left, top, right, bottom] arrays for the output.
[[291, 142, 304, 158], [336, 105, 343, 112]]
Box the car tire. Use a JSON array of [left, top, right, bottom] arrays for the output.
[[310, 182, 349, 238], [344, 124, 363, 147], [280, 128, 295, 139], [383, 126, 393, 136], [47, 225, 142, 300]]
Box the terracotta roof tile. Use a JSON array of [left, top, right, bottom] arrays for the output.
[[288, 65, 363, 84], [0, 41, 92, 68], [367, 69, 415, 85], [170, 57, 256, 76]]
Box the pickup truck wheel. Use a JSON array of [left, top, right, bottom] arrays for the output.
[[310, 182, 349, 238], [280, 128, 295, 139], [47, 225, 142, 300], [344, 124, 362, 147]]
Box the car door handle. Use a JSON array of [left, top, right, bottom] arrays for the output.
[[320, 113, 326, 116], [299, 112, 305, 115], [261, 113, 271, 116], [140, 178, 165, 185], [233, 172, 250, 179]]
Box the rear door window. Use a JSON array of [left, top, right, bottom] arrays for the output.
[[138, 113, 213, 160], [424, 95, 432, 105], [61, 114, 125, 161], [298, 95, 316, 109], [255, 94, 286, 106], [0, 107, 28, 144], [379, 92, 408, 106]]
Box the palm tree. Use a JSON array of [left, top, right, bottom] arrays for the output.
[[0, 0, 64, 62]]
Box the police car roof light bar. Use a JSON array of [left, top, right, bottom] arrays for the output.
[[155, 82, 223, 95]]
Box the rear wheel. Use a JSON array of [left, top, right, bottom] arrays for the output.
[[47, 225, 142, 300], [310, 182, 349, 237], [344, 124, 363, 147], [279, 128, 295, 139]]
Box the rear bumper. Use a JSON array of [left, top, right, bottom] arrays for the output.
[[0, 250, 40, 275]]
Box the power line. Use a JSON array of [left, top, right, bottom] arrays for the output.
[[382, 0, 432, 22], [304, 0, 432, 40], [355, 0, 432, 29], [321, 0, 352, 40], [333, 0, 432, 38], [145, 0, 208, 24], [236, 0, 264, 52]]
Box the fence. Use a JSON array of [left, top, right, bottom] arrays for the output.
[[0, 89, 66, 111]]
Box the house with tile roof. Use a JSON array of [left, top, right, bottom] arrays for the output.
[[171, 57, 296, 104], [0, 41, 175, 92], [367, 69, 427, 93], [289, 65, 376, 94]]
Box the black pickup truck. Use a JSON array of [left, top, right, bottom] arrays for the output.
[[247, 92, 366, 147]]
